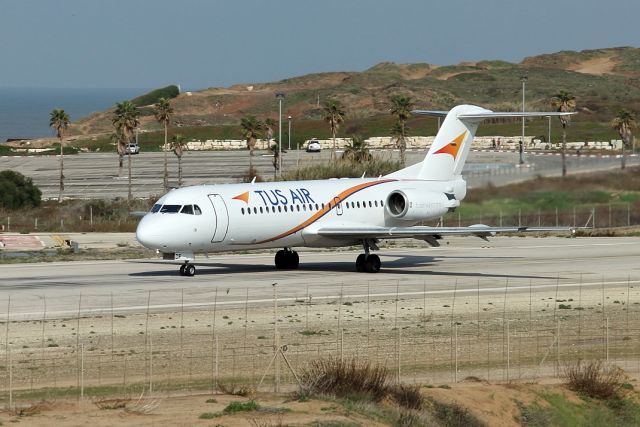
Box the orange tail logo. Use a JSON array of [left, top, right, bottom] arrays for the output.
[[433, 131, 467, 159], [232, 191, 250, 203]]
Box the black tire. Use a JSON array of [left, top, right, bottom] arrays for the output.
[[275, 250, 286, 269], [179, 264, 186, 276], [356, 254, 366, 272], [185, 264, 196, 276], [365, 254, 381, 273], [286, 251, 300, 269]]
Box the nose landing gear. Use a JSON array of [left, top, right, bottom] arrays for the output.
[[356, 240, 381, 273], [179, 262, 196, 276], [275, 248, 299, 269]]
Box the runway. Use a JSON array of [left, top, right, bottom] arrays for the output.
[[1, 236, 639, 319]]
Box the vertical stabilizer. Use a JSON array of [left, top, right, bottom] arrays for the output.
[[417, 105, 489, 181]]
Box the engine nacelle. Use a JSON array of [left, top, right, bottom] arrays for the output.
[[386, 190, 459, 221]]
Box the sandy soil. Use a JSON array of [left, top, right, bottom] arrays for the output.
[[569, 56, 617, 75]]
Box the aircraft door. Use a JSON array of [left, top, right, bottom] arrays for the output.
[[333, 197, 343, 216], [207, 194, 229, 243]]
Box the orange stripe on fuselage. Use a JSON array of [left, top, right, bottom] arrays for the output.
[[255, 179, 396, 244]]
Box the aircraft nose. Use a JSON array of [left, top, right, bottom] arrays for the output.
[[136, 216, 162, 249]]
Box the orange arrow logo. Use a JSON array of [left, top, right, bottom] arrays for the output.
[[433, 131, 466, 159], [232, 191, 250, 203]]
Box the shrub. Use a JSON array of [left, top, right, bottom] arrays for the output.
[[300, 357, 389, 402], [222, 400, 260, 414], [430, 399, 486, 427], [563, 359, 625, 399], [0, 170, 41, 209], [388, 383, 424, 410]]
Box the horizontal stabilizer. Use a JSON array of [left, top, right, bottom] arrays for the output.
[[412, 109, 575, 121]]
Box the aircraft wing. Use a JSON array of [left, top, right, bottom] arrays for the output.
[[316, 225, 575, 240]]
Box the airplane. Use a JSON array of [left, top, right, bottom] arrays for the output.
[[136, 104, 575, 276]]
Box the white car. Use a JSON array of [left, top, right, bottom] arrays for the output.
[[306, 140, 321, 152], [125, 143, 140, 154]]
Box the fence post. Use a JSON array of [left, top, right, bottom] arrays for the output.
[[454, 323, 458, 383], [606, 316, 610, 363], [8, 348, 12, 410], [80, 344, 84, 401], [274, 284, 280, 393]]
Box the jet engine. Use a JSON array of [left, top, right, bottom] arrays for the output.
[[386, 189, 459, 221]]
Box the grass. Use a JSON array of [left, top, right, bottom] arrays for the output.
[[519, 392, 640, 427]]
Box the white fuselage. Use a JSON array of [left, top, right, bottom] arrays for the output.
[[135, 176, 466, 254]]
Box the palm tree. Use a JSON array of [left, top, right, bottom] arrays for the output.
[[611, 109, 637, 170], [389, 95, 415, 166], [49, 109, 70, 203], [112, 101, 140, 200], [154, 98, 174, 192], [341, 135, 372, 163], [171, 134, 188, 186], [240, 115, 263, 157], [323, 99, 346, 161], [551, 90, 576, 177]]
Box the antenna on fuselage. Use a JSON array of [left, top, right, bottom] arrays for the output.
[[251, 176, 256, 184], [361, 172, 366, 179]]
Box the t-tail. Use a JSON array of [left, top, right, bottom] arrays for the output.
[[387, 104, 575, 181]]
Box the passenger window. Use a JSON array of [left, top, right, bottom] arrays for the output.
[[297, 205, 300, 212], [260, 207, 264, 214], [284, 205, 288, 212], [272, 206, 276, 213], [194, 205, 202, 215], [160, 205, 181, 213], [356, 201, 360, 208], [181, 205, 194, 215], [374, 200, 378, 207], [381, 200, 384, 207], [241, 208, 245, 215], [315, 203, 319, 210], [151, 204, 162, 213], [368, 201, 372, 208], [278, 206, 282, 212], [253, 207, 257, 214]]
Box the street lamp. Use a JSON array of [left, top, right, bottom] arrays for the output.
[[288, 116, 292, 151], [276, 93, 285, 176], [520, 75, 528, 165]]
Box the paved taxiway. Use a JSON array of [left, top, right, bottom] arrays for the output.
[[1, 236, 638, 319]]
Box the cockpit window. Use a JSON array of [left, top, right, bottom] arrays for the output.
[[151, 204, 162, 213], [160, 204, 181, 213], [181, 205, 194, 215], [194, 205, 202, 215]]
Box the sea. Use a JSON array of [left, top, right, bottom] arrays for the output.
[[0, 87, 147, 142]]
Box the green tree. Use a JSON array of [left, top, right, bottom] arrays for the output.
[[49, 108, 70, 203], [171, 134, 188, 187], [551, 90, 576, 177], [341, 135, 372, 163], [611, 109, 636, 170], [0, 170, 41, 209], [112, 101, 140, 201], [323, 98, 346, 161], [154, 98, 174, 192], [389, 94, 414, 166], [240, 115, 264, 157]]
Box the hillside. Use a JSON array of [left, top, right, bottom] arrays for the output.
[[70, 46, 640, 137]]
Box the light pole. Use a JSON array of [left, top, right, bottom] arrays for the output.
[[520, 75, 528, 165], [288, 115, 292, 151], [276, 93, 285, 176]]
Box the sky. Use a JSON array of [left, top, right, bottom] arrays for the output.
[[1, 0, 639, 90]]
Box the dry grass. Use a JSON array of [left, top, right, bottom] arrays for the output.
[[217, 381, 257, 398], [563, 359, 625, 399], [5, 401, 51, 417], [300, 357, 390, 402], [93, 397, 130, 410]]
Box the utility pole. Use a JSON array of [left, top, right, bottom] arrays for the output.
[[276, 93, 285, 176], [520, 75, 528, 165], [288, 116, 292, 151]]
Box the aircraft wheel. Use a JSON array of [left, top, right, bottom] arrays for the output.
[[275, 250, 286, 269], [356, 254, 366, 272], [286, 251, 299, 269], [365, 254, 381, 273], [179, 264, 186, 276], [184, 264, 196, 276]]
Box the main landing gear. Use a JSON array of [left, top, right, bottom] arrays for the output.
[[356, 240, 381, 273], [179, 262, 196, 277], [275, 248, 299, 270]]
